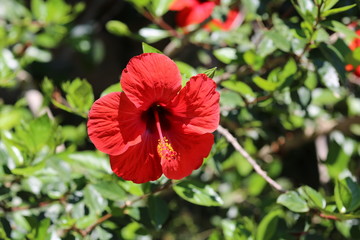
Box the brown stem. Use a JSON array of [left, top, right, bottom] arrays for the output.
[[142, 11, 180, 38], [217, 125, 287, 193]]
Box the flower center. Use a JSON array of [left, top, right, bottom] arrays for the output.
[[154, 110, 178, 163]]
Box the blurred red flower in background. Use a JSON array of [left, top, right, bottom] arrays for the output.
[[169, 0, 241, 31], [87, 53, 220, 183], [345, 29, 360, 77]]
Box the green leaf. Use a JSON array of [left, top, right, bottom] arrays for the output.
[[60, 151, 112, 173], [326, 141, 350, 178], [0, 106, 28, 130], [256, 209, 283, 240], [11, 160, 46, 176], [257, 35, 277, 57], [203, 67, 217, 78], [147, 196, 169, 229], [335, 179, 352, 213], [322, 4, 356, 17], [277, 191, 309, 212], [15, 114, 58, 154], [173, 180, 223, 207], [139, 28, 169, 43], [106, 20, 131, 37], [298, 186, 326, 209], [277, 58, 297, 89], [213, 48, 237, 64], [1, 131, 24, 167], [142, 42, 163, 54], [243, 50, 264, 70], [253, 76, 278, 91], [150, 0, 173, 16], [62, 78, 94, 115], [92, 181, 127, 201], [335, 177, 360, 213], [248, 173, 267, 196], [126, 0, 151, 8], [100, 83, 122, 97], [35, 219, 51, 240], [31, 0, 47, 21], [322, 20, 358, 41], [323, 0, 339, 11], [84, 185, 108, 215], [265, 30, 291, 52], [221, 80, 255, 98], [317, 60, 340, 89]]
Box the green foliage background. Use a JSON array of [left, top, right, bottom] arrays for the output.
[[0, 0, 360, 239]]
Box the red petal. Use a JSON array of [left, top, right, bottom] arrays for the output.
[[121, 53, 182, 110], [110, 133, 162, 183], [176, 2, 215, 27], [87, 92, 142, 155], [169, 0, 198, 11], [118, 93, 146, 143], [168, 73, 220, 135], [161, 132, 214, 179], [221, 9, 242, 30], [345, 64, 354, 72], [354, 66, 360, 77]]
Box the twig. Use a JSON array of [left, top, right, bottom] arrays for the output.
[[142, 11, 180, 38], [216, 125, 286, 193]]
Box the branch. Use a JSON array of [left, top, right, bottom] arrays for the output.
[[142, 11, 180, 38], [217, 125, 287, 193]]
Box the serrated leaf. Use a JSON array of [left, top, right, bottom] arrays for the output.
[[15, 114, 58, 154], [62, 78, 94, 115], [173, 180, 223, 207], [277, 191, 309, 213]]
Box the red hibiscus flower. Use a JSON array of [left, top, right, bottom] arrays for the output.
[[169, 0, 241, 31], [345, 29, 360, 77], [205, 9, 243, 31], [87, 53, 220, 183]]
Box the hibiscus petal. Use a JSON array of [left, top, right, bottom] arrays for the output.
[[118, 93, 146, 143], [87, 92, 142, 156], [169, 0, 198, 11], [168, 73, 220, 134], [176, 2, 215, 27], [161, 132, 214, 179], [110, 133, 162, 183], [121, 53, 182, 110]]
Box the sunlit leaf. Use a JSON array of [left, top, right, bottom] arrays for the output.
[[173, 180, 223, 207]]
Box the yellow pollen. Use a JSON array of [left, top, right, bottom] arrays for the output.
[[157, 137, 178, 162]]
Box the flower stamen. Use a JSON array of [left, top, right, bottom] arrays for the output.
[[154, 110, 179, 163], [157, 137, 178, 162]]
